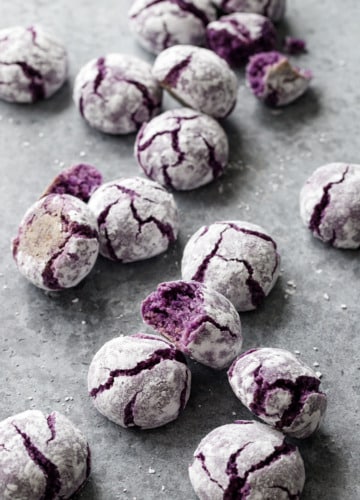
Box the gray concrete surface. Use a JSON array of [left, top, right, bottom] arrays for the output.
[[0, 1, 359, 499]]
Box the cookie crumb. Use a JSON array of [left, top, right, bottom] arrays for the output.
[[323, 293, 329, 301], [148, 467, 156, 474]]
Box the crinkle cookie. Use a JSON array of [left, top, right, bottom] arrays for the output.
[[88, 176, 179, 262], [12, 194, 99, 290], [0, 410, 90, 500], [88, 333, 191, 429], [181, 221, 280, 311], [135, 108, 229, 190], [0, 25, 68, 103], [129, 0, 217, 55], [300, 163, 360, 249], [212, 0, 286, 21], [189, 420, 305, 500], [73, 53, 162, 134], [206, 13, 277, 66], [41, 163, 103, 202], [228, 348, 327, 439], [246, 51, 312, 106], [142, 280, 242, 370], [152, 45, 238, 119]]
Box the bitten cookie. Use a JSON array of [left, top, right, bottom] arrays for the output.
[[206, 13, 277, 66], [135, 108, 229, 190], [228, 348, 327, 438], [246, 51, 312, 106], [152, 45, 238, 119], [12, 194, 99, 290], [88, 333, 191, 429], [0, 25, 68, 103], [0, 410, 90, 500], [73, 54, 162, 134], [142, 280, 242, 370], [212, 0, 286, 21], [129, 0, 216, 55], [181, 221, 280, 311], [300, 162, 360, 249], [189, 420, 305, 500], [88, 176, 179, 262]]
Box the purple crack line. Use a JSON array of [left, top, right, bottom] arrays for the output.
[[201, 136, 224, 179], [93, 57, 106, 95], [129, 199, 176, 242], [124, 392, 140, 427], [191, 227, 228, 282], [225, 442, 252, 477], [90, 347, 186, 397], [86, 444, 91, 478], [46, 413, 56, 444], [186, 314, 238, 342], [179, 369, 189, 414], [124, 78, 158, 115], [195, 452, 225, 492], [271, 485, 300, 500], [97, 200, 121, 261], [0, 60, 45, 101], [0, 443, 10, 452], [130, 0, 211, 26], [309, 165, 350, 238], [13, 424, 61, 500], [163, 55, 192, 86]]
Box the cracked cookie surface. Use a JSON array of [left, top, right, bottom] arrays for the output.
[[212, 0, 286, 21]]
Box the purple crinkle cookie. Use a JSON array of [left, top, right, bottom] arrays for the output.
[[206, 13, 277, 66], [0, 25, 68, 103], [228, 348, 327, 439], [142, 280, 242, 370], [246, 51, 312, 106], [300, 162, 360, 249], [0, 410, 90, 500], [88, 333, 191, 429], [73, 53, 162, 134], [212, 0, 286, 22], [12, 193, 99, 290], [129, 0, 216, 55], [135, 108, 229, 190], [189, 420, 305, 500], [181, 221, 280, 312], [88, 176, 179, 262], [152, 45, 238, 119], [41, 163, 103, 202]]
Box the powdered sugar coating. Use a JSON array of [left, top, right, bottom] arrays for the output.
[[12, 194, 99, 291], [300, 163, 360, 249], [88, 176, 179, 262], [212, 0, 286, 21], [129, 0, 217, 55], [189, 420, 305, 500], [181, 221, 280, 311], [135, 108, 229, 190], [152, 45, 238, 119], [0, 410, 90, 500], [206, 13, 277, 66], [73, 53, 162, 134], [142, 280, 242, 370], [88, 333, 191, 429], [228, 348, 327, 438], [0, 25, 68, 103], [246, 51, 312, 106]]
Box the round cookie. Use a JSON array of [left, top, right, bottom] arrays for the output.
[[228, 348, 327, 438], [142, 280, 242, 370], [189, 420, 305, 500], [246, 51, 312, 106], [152, 45, 238, 119], [88, 176, 179, 262], [299, 162, 360, 249], [73, 53, 162, 134], [212, 0, 286, 21], [181, 221, 280, 311], [0, 25, 68, 103], [41, 163, 103, 202], [0, 410, 90, 500], [129, 0, 217, 55], [12, 194, 99, 290], [88, 333, 191, 429], [206, 13, 277, 66], [135, 108, 229, 190]]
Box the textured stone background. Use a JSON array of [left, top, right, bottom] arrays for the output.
[[1, 1, 359, 499]]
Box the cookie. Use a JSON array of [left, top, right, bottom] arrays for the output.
[[212, 0, 286, 22], [135, 108, 229, 190], [73, 53, 162, 134], [141, 280, 242, 370], [181, 221, 280, 311], [12, 194, 99, 290], [0, 25, 68, 103], [88, 333, 191, 429]]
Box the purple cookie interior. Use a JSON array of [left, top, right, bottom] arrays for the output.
[[246, 50, 283, 101]]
